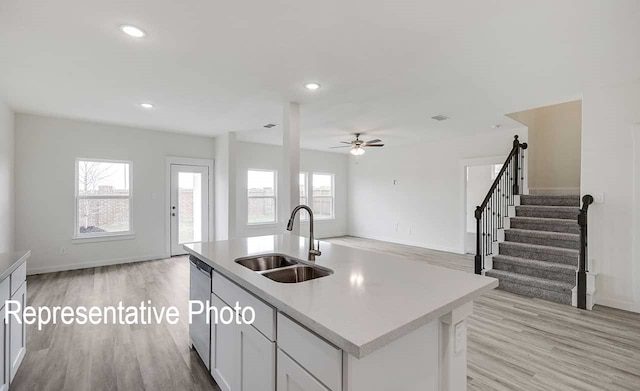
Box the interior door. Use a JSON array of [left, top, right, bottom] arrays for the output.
[[170, 164, 209, 256]]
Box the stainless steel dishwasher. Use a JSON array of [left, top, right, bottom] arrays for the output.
[[189, 255, 213, 369]]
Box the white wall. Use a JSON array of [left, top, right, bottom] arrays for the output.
[[509, 100, 582, 195], [582, 80, 640, 312], [14, 114, 215, 274], [233, 141, 348, 239], [0, 101, 14, 253], [348, 128, 527, 254]]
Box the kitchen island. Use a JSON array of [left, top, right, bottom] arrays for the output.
[[185, 235, 497, 391]]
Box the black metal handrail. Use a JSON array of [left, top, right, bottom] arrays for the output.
[[474, 135, 528, 274], [577, 194, 594, 310]]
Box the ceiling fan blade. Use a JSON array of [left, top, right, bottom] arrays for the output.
[[364, 144, 384, 147], [330, 145, 351, 149], [340, 141, 352, 144], [365, 139, 381, 144]]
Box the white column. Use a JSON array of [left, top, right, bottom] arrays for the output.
[[282, 102, 301, 235], [214, 131, 237, 240]]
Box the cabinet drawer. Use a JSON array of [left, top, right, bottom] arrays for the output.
[[10, 262, 26, 296], [0, 278, 9, 308], [277, 313, 342, 391], [278, 349, 330, 391], [212, 271, 276, 341]]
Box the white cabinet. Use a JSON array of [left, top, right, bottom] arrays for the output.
[[0, 306, 8, 391], [9, 281, 26, 382], [235, 322, 275, 391], [210, 293, 236, 391], [277, 349, 330, 391], [277, 313, 342, 391], [210, 291, 276, 391]]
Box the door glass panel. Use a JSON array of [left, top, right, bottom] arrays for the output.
[[178, 172, 203, 244]]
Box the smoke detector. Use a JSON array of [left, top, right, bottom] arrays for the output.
[[431, 115, 449, 121]]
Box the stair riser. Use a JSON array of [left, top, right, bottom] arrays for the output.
[[505, 232, 580, 250], [509, 219, 580, 234], [496, 280, 572, 305], [516, 208, 579, 220], [499, 244, 578, 266], [520, 196, 580, 207], [492, 260, 576, 284]]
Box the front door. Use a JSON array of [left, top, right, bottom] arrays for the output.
[[170, 164, 209, 256]]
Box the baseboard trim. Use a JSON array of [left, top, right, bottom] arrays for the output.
[[528, 187, 581, 195], [595, 296, 640, 314], [345, 233, 464, 254], [317, 231, 348, 240], [27, 254, 167, 275]]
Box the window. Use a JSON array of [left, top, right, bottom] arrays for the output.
[[312, 173, 334, 220], [247, 170, 277, 224], [75, 159, 132, 238], [299, 172, 308, 220]]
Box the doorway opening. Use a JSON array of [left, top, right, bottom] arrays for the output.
[[464, 162, 503, 254], [166, 158, 214, 256]]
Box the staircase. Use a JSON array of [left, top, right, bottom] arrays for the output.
[[486, 195, 580, 305]]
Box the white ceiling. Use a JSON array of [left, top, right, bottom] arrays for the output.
[[1, 0, 639, 152]]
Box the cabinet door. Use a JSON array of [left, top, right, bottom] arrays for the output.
[[9, 283, 26, 383], [0, 307, 8, 391], [235, 323, 275, 391], [277, 349, 330, 391], [210, 293, 235, 391]]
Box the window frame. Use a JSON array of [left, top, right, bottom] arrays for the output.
[[73, 158, 134, 241], [312, 172, 335, 221], [247, 168, 278, 226]]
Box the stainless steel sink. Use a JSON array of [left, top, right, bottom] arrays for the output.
[[262, 266, 332, 283], [235, 253, 332, 283], [235, 254, 298, 271]]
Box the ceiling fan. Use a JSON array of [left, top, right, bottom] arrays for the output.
[[330, 133, 384, 156]]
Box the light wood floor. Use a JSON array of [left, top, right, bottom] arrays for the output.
[[328, 236, 640, 391], [12, 258, 219, 391], [12, 236, 640, 390]]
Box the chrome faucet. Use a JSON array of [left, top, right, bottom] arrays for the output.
[[286, 205, 322, 260]]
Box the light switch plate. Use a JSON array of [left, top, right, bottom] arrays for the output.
[[454, 321, 465, 354]]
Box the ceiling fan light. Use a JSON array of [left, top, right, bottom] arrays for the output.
[[350, 147, 365, 156]]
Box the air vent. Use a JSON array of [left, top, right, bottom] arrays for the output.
[[431, 115, 449, 122], [263, 124, 276, 129]]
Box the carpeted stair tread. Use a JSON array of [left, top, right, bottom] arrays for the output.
[[520, 194, 580, 207], [498, 241, 578, 266], [486, 275, 572, 305], [509, 216, 580, 234], [505, 228, 580, 250], [515, 205, 580, 220], [485, 269, 574, 293], [493, 255, 576, 273], [492, 255, 576, 284]]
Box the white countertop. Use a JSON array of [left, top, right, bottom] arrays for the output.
[[185, 235, 497, 358]]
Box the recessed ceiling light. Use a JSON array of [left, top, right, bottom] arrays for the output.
[[492, 124, 502, 129], [140, 103, 154, 109], [263, 124, 276, 129], [120, 25, 146, 38], [305, 83, 321, 91], [431, 115, 449, 121]]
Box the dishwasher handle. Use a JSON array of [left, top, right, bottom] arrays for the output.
[[190, 255, 213, 276]]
